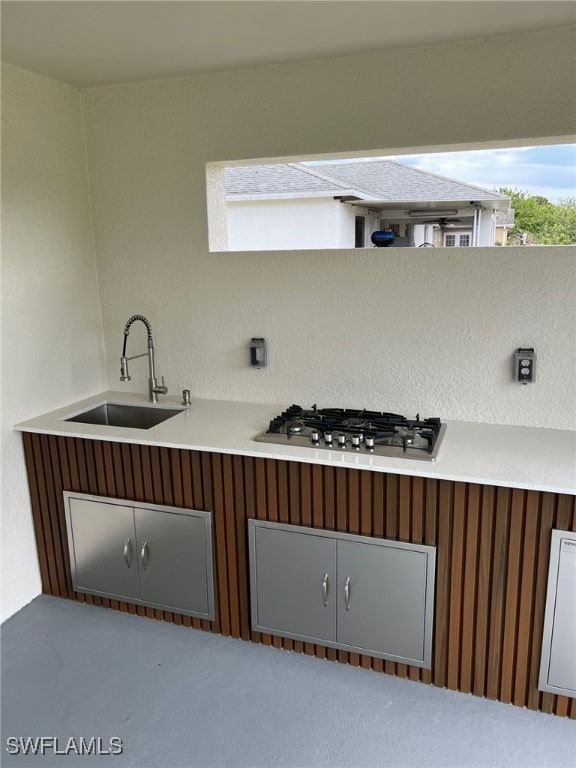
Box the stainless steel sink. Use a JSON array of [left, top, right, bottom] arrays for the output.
[[64, 402, 185, 430]]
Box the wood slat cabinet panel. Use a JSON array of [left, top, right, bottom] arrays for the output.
[[21, 433, 576, 718]]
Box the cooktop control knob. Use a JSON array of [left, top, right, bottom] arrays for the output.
[[324, 431, 333, 445], [310, 429, 320, 443], [351, 434, 361, 447], [365, 435, 375, 449], [337, 433, 347, 447]]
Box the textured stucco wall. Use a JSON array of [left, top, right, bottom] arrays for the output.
[[1, 65, 106, 621], [227, 198, 344, 250], [82, 28, 576, 429], [2, 28, 575, 623]]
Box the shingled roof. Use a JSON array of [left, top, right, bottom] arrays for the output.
[[225, 163, 359, 198], [226, 159, 508, 203]]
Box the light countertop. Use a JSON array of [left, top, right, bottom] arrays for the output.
[[15, 391, 576, 495]]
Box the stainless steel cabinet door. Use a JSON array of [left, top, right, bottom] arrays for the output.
[[548, 542, 576, 692], [68, 498, 140, 600], [135, 507, 210, 616], [539, 531, 576, 697], [250, 525, 336, 644], [336, 540, 429, 664]]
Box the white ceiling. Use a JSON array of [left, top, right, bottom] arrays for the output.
[[1, 0, 575, 88]]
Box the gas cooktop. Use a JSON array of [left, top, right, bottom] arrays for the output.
[[255, 405, 446, 461]]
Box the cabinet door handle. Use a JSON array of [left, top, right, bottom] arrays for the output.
[[140, 541, 150, 571], [322, 573, 329, 606], [123, 538, 133, 567], [344, 576, 351, 611]]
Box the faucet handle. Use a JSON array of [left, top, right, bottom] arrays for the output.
[[151, 376, 168, 396], [182, 389, 191, 406]]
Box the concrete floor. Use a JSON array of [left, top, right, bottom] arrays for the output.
[[1, 596, 575, 768]]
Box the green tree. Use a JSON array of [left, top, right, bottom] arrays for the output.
[[539, 197, 576, 244], [498, 188, 576, 245]]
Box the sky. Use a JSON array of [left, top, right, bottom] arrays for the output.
[[385, 144, 576, 203]]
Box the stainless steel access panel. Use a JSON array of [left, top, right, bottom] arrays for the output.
[[248, 520, 436, 668], [539, 530, 576, 698], [64, 491, 215, 620], [336, 539, 428, 663], [250, 525, 337, 644], [65, 497, 141, 601]]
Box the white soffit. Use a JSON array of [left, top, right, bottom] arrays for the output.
[[1, 0, 575, 87]]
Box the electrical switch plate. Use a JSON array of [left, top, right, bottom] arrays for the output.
[[514, 347, 536, 384], [250, 338, 267, 368]]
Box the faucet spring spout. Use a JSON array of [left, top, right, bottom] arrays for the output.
[[119, 315, 168, 403], [122, 314, 153, 357]]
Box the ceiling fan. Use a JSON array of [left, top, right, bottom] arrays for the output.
[[420, 216, 462, 229]]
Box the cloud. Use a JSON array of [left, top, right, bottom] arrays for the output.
[[389, 145, 576, 202]]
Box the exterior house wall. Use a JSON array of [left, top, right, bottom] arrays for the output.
[[227, 197, 342, 250], [1, 64, 106, 622], [339, 203, 367, 248], [478, 209, 497, 246], [495, 226, 508, 246], [227, 198, 382, 251], [337, 202, 354, 248], [226, 198, 499, 250]]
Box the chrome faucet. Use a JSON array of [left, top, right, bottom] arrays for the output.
[[120, 315, 168, 403]]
